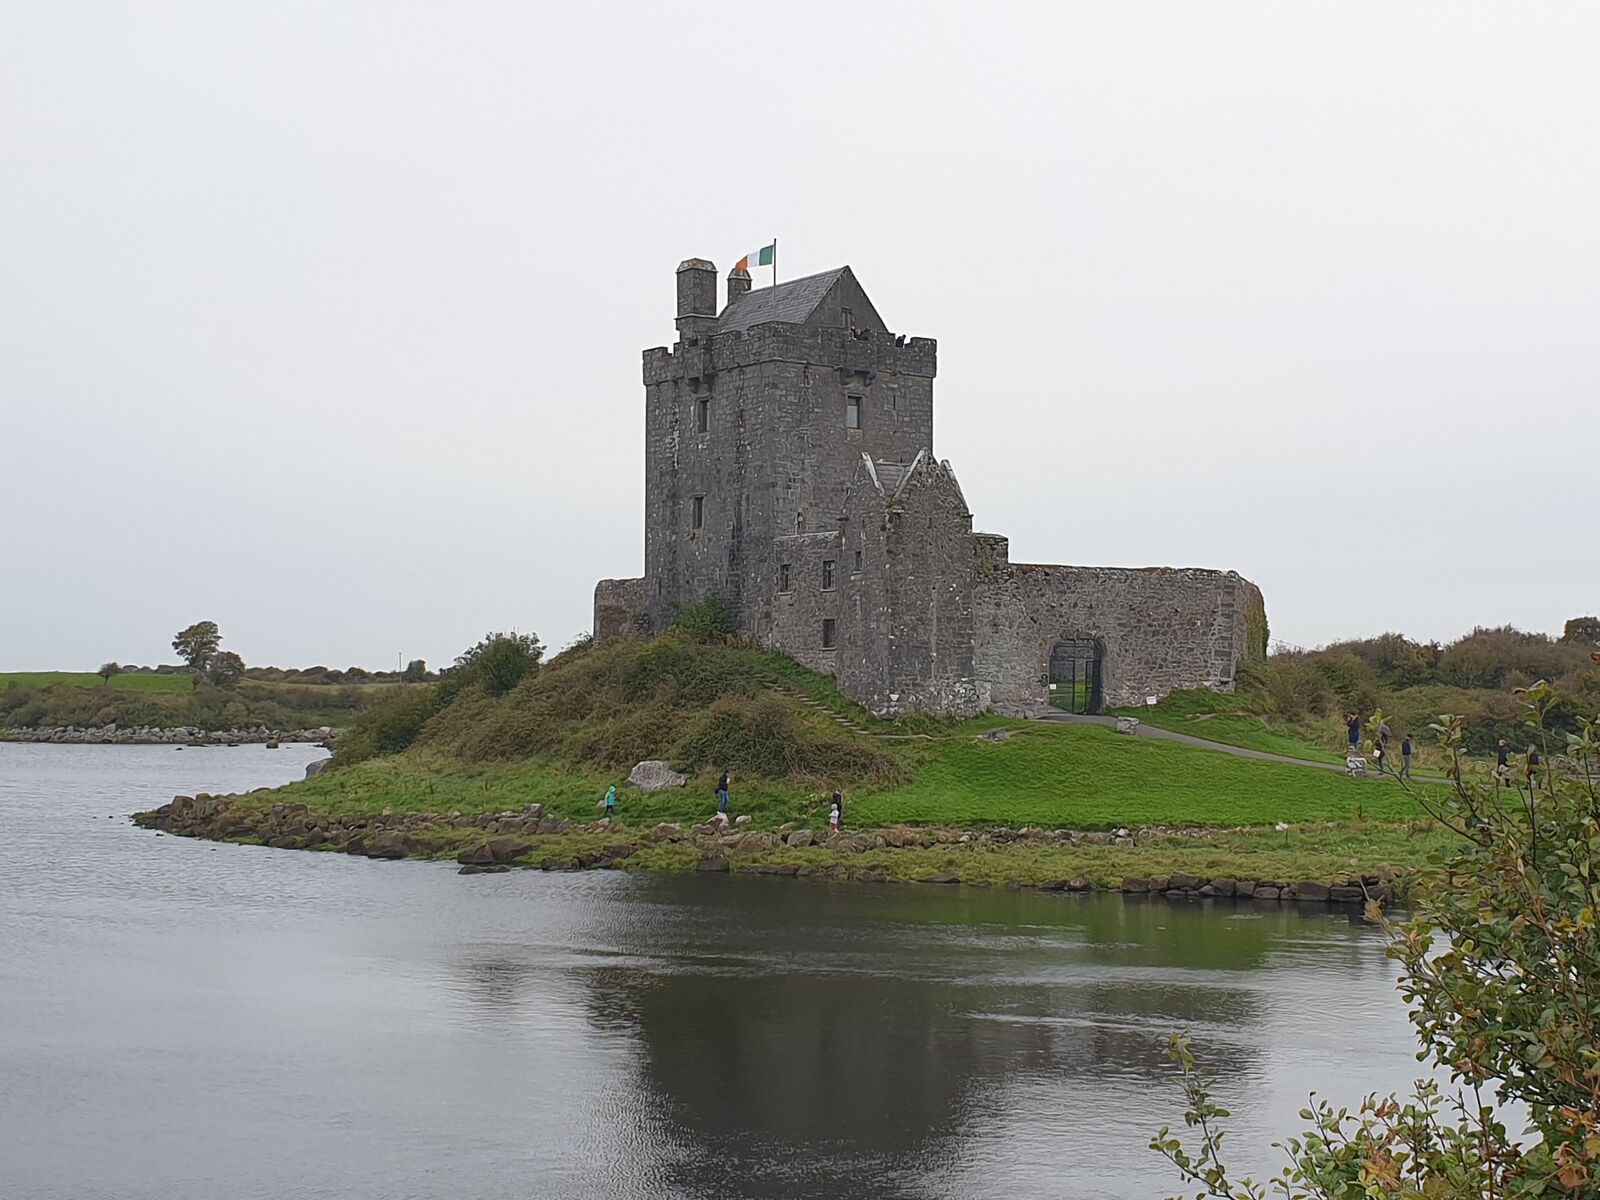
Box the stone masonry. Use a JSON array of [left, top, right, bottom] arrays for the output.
[[594, 258, 1267, 717]]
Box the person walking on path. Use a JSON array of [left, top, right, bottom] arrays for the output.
[[1399, 735, 1413, 782], [1496, 740, 1512, 788], [1347, 714, 1362, 754], [716, 768, 731, 815], [1373, 737, 1387, 775], [603, 783, 617, 818]]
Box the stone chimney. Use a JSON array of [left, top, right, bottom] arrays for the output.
[[675, 258, 717, 340], [726, 264, 752, 305]]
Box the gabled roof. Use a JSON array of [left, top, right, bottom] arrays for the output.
[[717, 267, 848, 334]]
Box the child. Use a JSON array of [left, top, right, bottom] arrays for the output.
[[604, 783, 617, 817], [828, 795, 841, 832]]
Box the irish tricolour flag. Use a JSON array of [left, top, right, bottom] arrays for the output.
[[735, 242, 775, 272]]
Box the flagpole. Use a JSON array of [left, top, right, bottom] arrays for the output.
[[772, 237, 777, 286]]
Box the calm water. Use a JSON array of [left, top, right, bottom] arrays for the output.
[[0, 743, 1424, 1199]]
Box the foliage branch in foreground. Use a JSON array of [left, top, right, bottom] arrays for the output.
[[1154, 681, 1600, 1198]]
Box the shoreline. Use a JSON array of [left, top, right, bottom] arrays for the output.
[[3, 726, 334, 747], [134, 791, 1417, 905]]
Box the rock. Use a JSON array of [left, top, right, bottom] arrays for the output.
[[1209, 878, 1238, 898], [1168, 873, 1203, 891], [1329, 885, 1366, 904], [1043, 877, 1091, 892], [1120, 877, 1152, 893], [303, 757, 331, 779], [744, 863, 800, 876], [366, 831, 416, 860], [627, 760, 687, 791], [1235, 880, 1257, 897], [457, 840, 496, 866], [535, 816, 565, 835], [978, 728, 1014, 742], [521, 803, 543, 820], [786, 830, 815, 848], [1290, 881, 1331, 902], [1253, 886, 1281, 900], [918, 871, 960, 884], [652, 822, 685, 843], [884, 826, 920, 848], [1115, 716, 1140, 735], [265, 740, 280, 749], [696, 849, 730, 872], [600, 844, 636, 862], [734, 814, 752, 826], [458, 863, 511, 875]]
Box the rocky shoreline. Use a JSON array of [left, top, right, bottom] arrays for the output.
[[135, 793, 1405, 906], [4, 725, 334, 747]]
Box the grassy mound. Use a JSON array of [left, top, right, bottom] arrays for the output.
[[307, 633, 1431, 831], [337, 633, 907, 788]]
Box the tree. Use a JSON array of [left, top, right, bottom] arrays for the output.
[[451, 631, 543, 697], [172, 621, 222, 673], [401, 659, 429, 683], [97, 662, 122, 685], [1154, 687, 1600, 1198], [204, 650, 245, 687], [1562, 615, 1600, 647]]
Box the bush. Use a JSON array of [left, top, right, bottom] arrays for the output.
[[448, 631, 544, 698], [672, 595, 734, 643], [336, 685, 443, 766]]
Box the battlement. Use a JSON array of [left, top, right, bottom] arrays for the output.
[[643, 326, 937, 385]]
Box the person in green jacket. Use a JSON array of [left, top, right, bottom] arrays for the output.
[[604, 784, 617, 817]]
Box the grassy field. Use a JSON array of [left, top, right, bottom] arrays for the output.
[[0, 671, 193, 693], [285, 719, 1437, 833], [1109, 687, 1344, 764], [850, 723, 1428, 827]]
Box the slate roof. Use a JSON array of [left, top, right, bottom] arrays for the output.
[[717, 267, 847, 334]]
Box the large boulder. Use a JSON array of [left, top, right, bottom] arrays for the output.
[[627, 760, 687, 791], [304, 757, 331, 780]]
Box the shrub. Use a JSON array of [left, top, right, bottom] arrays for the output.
[[1156, 691, 1600, 1198], [336, 685, 443, 766], [448, 631, 544, 698], [672, 595, 735, 643]]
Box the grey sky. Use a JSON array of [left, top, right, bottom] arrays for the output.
[[3, 3, 1596, 672]]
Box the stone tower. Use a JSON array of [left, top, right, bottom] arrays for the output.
[[634, 259, 938, 637]]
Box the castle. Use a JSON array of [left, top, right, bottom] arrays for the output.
[[594, 258, 1267, 717]]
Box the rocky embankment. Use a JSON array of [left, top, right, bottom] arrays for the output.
[[6, 725, 334, 746], [134, 793, 1405, 905]]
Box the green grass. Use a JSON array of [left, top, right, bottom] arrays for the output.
[[0, 671, 193, 693], [849, 723, 1433, 828], [288, 718, 1440, 834], [1106, 687, 1344, 764]]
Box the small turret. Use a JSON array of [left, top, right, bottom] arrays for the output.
[[675, 258, 717, 340], [726, 264, 752, 305]]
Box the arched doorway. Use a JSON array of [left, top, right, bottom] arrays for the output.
[[1047, 638, 1103, 714]]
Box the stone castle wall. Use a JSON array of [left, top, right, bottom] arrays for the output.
[[972, 542, 1266, 712], [593, 577, 650, 641]]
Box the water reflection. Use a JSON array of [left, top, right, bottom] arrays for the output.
[[0, 746, 1416, 1200]]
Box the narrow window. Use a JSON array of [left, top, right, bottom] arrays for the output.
[[822, 560, 836, 590], [853, 549, 863, 573], [841, 306, 853, 329], [692, 495, 704, 530], [821, 618, 837, 649], [796, 512, 805, 534], [779, 563, 792, 592], [696, 397, 709, 434], [846, 395, 862, 430]]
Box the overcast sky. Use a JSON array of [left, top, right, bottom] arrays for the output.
[[2, 3, 1596, 672]]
